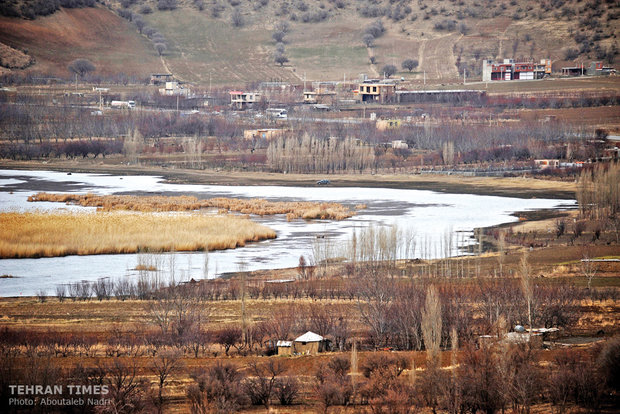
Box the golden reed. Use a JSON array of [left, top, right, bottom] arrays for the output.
[[0, 211, 276, 258], [28, 193, 358, 221]]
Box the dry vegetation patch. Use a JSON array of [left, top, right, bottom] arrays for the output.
[[28, 192, 358, 220], [0, 211, 276, 258], [0, 41, 33, 69]]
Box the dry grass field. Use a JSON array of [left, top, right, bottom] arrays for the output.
[[0, 211, 276, 258], [28, 192, 358, 220]]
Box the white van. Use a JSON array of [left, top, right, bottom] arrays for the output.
[[266, 108, 288, 119]]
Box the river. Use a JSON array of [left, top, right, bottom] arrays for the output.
[[0, 169, 574, 296]]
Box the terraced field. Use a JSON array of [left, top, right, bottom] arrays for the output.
[[144, 9, 300, 84]]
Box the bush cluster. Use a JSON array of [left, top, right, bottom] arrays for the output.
[[0, 0, 95, 19]]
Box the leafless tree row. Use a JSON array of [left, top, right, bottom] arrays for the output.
[[267, 134, 375, 173]]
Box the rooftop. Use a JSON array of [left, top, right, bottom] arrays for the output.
[[294, 331, 324, 342]]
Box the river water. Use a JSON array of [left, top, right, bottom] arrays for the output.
[[0, 169, 574, 296]]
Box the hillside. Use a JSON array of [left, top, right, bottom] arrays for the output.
[[0, 6, 164, 79], [0, 0, 617, 85]]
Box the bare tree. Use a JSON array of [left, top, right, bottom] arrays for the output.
[[580, 249, 598, 290], [273, 376, 299, 406], [272, 30, 286, 43], [158, 0, 178, 10], [381, 64, 397, 78], [124, 128, 143, 165], [151, 349, 184, 413], [350, 341, 359, 399], [401, 58, 419, 72], [134, 15, 145, 33], [231, 8, 244, 27], [68, 58, 96, 78], [155, 43, 167, 56], [442, 141, 455, 165], [497, 230, 506, 276], [421, 285, 443, 412], [356, 272, 395, 349], [103, 358, 148, 413], [244, 360, 286, 409], [187, 362, 247, 413], [362, 33, 375, 48], [520, 251, 533, 337], [422, 285, 442, 360], [306, 302, 338, 338], [298, 255, 309, 279], [216, 326, 242, 356], [274, 51, 289, 66]]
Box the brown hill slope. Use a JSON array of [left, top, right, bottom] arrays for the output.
[[0, 6, 164, 78]]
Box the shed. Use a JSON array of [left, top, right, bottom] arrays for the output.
[[277, 340, 293, 356], [294, 331, 326, 355], [503, 331, 543, 348]]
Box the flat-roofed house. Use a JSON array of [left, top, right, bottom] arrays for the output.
[[356, 80, 396, 104], [230, 91, 261, 110]]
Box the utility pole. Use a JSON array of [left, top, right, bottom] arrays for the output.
[[463, 68, 466, 85], [176, 95, 179, 112]]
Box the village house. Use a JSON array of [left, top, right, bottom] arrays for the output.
[[276, 340, 293, 356], [376, 119, 402, 131], [243, 128, 285, 141], [277, 331, 329, 356], [391, 140, 408, 149], [355, 79, 396, 104], [159, 81, 190, 97], [479, 327, 559, 349], [293, 331, 328, 355], [586, 61, 617, 76], [150, 73, 175, 85], [534, 159, 561, 169], [482, 59, 552, 81], [229, 91, 261, 110], [303, 83, 337, 106], [560, 65, 585, 76], [561, 61, 616, 77]]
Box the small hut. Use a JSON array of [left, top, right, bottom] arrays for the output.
[[294, 331, 326, 355], [276, 340, 293, 356], [504, 331, 543, 348]]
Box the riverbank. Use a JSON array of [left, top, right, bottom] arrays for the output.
[[0, 160, 576, 199]]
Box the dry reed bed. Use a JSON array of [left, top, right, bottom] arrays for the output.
[[0, 212, 276, 258], [28, 193, 357, 220]]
